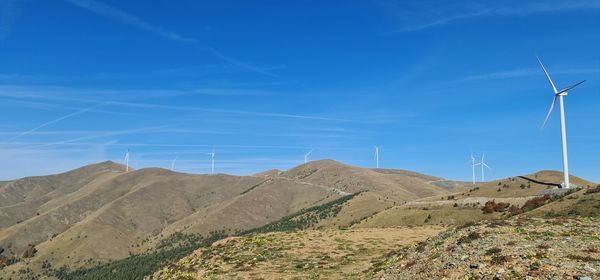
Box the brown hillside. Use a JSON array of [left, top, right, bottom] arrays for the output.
[[1, 159, 453, 275], [0, 161, 126, 228]]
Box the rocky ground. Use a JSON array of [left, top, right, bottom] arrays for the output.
[[374, 217, 600, 280], [147, 218, 600, 280], [146, 227, 444, 280]]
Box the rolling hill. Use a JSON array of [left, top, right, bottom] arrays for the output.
[[145, 171, 599, 280], [0, 159, 456, 278]]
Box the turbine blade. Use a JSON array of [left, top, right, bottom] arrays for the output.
[[541, 96, 558, 131], [557, 80, 586, 95], [483, 163, 491, 169], [536, 56, 558, 94]]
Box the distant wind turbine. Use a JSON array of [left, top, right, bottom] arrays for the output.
[[470, 153, 480, 185], [124, 149, 130, 172], [304, 150, 313, 164], [171, 157, 177, 171], [375, 146, 380, 169], [208, 148, 215, 174], [479, 153, 491, 182], [537, 56, 585, 189]]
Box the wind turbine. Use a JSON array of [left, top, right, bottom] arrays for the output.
[[479, 153, 491, 182], [124, 149, 130, 172], [304, 150, 313, 164], [375, 146, 380, 169], [171, 157, 177, 171], [470, 153, 480, 185], [207, 149, 215, 174], [537, 56, 585, 189]]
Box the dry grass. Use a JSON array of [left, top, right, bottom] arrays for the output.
[[148, 226, 445, 280]]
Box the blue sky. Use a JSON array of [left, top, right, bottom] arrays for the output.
[[0, 0, 599, 182]]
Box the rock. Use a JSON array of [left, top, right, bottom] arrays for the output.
[[584, 264, 597, 273], [529, 263, 540, 271], [443, 262, 456, 269], [0, 247, 4, 255], [573, 276, 592, 280], [493, 268, 505, 280]]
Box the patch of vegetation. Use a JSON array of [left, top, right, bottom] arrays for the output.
[[521, 195, 551, 212], [485, 247, 502, 255], [424, 214, 432, 223], [457, 231, 481, 245], [508, 205, 523, 216], [585, 185, 600, 195], [295, 168, 318, 179], [490, 255, 512, 265], [481, 200, 510, 214], [239, 180, 268, 195], [566, 254, 600, 262], [241, 192, 361, 234], [42, 231, 226, 280]]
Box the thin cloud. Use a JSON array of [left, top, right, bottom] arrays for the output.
[[383, 0, 600, 33], [0, 86, 349, 122], [63, 0, 279, 78], [463, 68, 600, 81], [4, 103, 105, 142], [25, 125, 172, 148], [105, 100, 348, 122]]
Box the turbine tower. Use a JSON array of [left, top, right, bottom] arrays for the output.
[[207, 149, 215, 174], [375, 146, 380, 169], [479, 153, 491, 182], [124, 149, 130, 172], [304, 150, 313, 164], [537, 56, 585, 189]]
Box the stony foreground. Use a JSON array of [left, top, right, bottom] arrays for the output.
[[147, 227, 444, 279], [148, 218, 599, 280], [376, 218, 600, 280]]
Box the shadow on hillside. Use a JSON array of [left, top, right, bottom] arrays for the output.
[[517, 176, 561, 188]]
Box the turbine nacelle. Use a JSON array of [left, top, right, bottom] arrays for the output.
[[538, 56, 585, 131]]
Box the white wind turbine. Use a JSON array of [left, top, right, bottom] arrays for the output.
[[207, 148, 215, 174], [537, 56, 585, 189], [470, 153, 480, 185], [479, 153, 491, 182], [304, 149, 313, 164], [124, 149, 130, 172], [171, 157, 177, 171], [375, 146, 380, 169]]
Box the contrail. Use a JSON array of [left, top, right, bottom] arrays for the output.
[[104, 100, 347, 122], [0, 90, 346, 121], [63, 0, 279, 78], [25, 125, 172, 148], [4, 103, 105, 142]]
